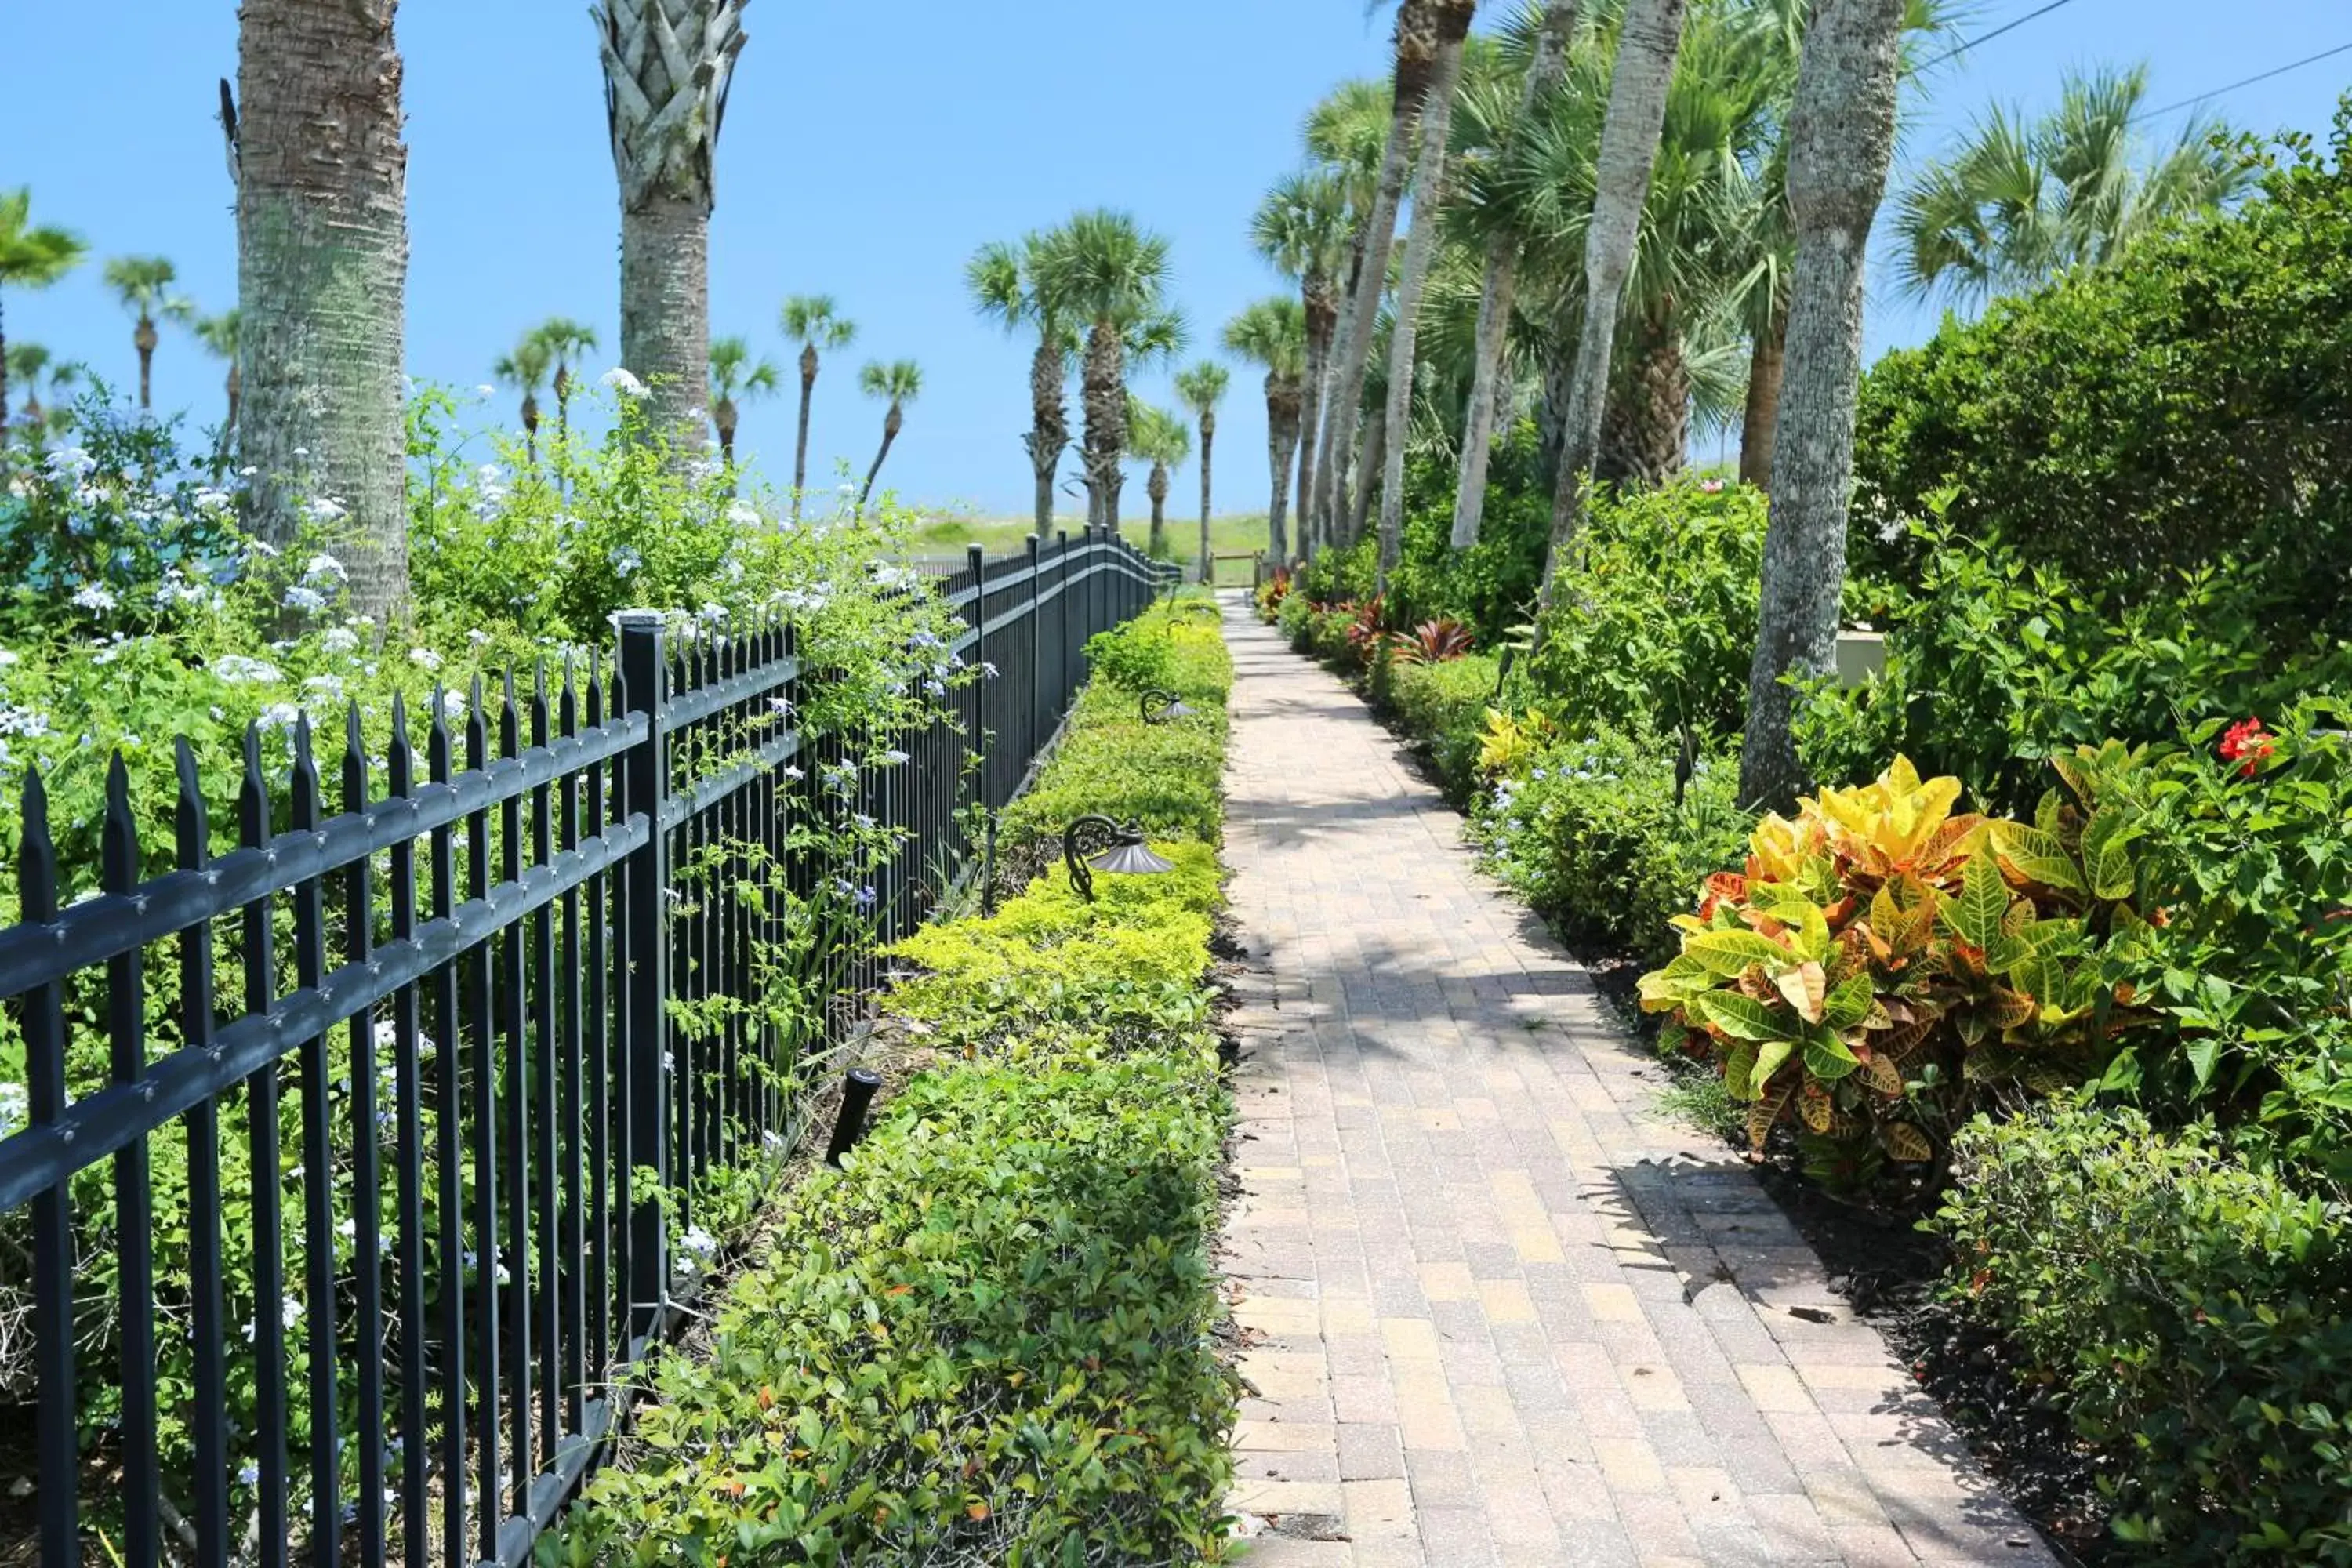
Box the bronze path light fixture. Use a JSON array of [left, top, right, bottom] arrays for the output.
[[1139, 688, 1195, 725], [1063, 813, 1174, 902]]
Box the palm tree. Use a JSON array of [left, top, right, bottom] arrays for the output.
[[1174, 361, 1230, 582], [855, 358, 920, 513], [1375, 4, 1480, 586], [1894, 64, 2249, 307], [1223, 297, 1308, 564], [191, 308, 241, 449], [1739, 0, 1909, 811], [237, 0, 412, 619], [5, 343, 78, 445], [531, 315, 601, 454], [1311, 0, 1452, 546], [707, 334, 781, 466], [967, 234, 1081, 539], [1454, 0, 1582, 548], [778, 294, 855, 519], [102, 256, 191, 412], [1532, 0, 1691, 619], [1034, 210, 1179, 534], [593, 0, 750, 455], [0, 189, 86, 450], [1251, 170, 1353, 555], [1127, 401, 1192, 560], [494, 333, 554, 463]]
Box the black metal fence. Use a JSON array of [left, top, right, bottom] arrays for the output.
[[0, 528, 1173, 1567]]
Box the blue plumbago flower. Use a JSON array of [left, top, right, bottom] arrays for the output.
[[782, 764, 804, 782], [979, 662, 1000, 679], [609, 546, 644, 579], [303, 553, 348, 586], [924, 680, 946, 698], [852, 812, 876, 831], [599, 367, 647, 398], [238, 1463, 261, 1487], [908, 630, 942, 650], [877, 749, 909, 767], [283, 584, 329, 614], [855, 885, 878, 910], [822, 762, 856, 795], [71, 583, 117, 614], [768, 695, 795, 717]]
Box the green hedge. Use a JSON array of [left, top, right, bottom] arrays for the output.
[[561, 601, 1238, 1566], [1940, 1107, 2352, 1563], [1387, 655, 1499, 805]]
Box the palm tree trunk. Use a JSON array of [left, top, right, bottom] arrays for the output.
[[1265, 374, 1301, 564], [1535, 333, 1573, 489], [858, 404, 904, 513], [1454, 0, 1582, 550], [1352, 404, 1388, 547], [224, 362, 241, 452], [1025, 336, 1065, 538], [1376, 34, 1470, 589], [1295, 285, 1334, 554], [717, 400, 737, 466], [522, 392, 541, 466], [1311, 0, 1445, 548], [792, 343, 818, 521], [135, 318, 158, 412], [238, 0, 411, 621], [1148, 463, 1170, 557], [1534, 0, 1690, 622], [1738, 302, 1787, 491], [1197, 408, 1216, 583], [1740, 0, 1907, 811], [1599, 310, 1688, 485], [1079, 323, 1124, 531], [619, 192, 711, 459]]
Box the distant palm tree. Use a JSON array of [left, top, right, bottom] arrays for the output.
[[1223, 296, 1308, 564], [1126, 400, 1192, 559], [103, 255, 191, 412], [1895, 64, 2250, 307], [531, 315, 601, 452], [5, 343, 79, 445], [191, 307, 241, 449], [1112, 307, 1189, 532], [1174, 361, 1229, 582], [708, 334, 781, 466], [778, 294, 855, 519], [967, 234, 1079, 539], [1252, 169, 1353, 555], [0, 189, 86, 449], [855, 358, 921, 513], [593, 0, 750, 454], [494, 333, 555, 463], [1035, 210, 1179, 533]]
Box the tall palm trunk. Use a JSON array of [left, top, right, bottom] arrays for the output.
[[1737, 301, 1787, 490], [1454, 0, 1581, 549], [858, 401, 903, 512], [1598, 309, 1687, 485], [1352, 404, 1387, 547], [1079, 322, 1125, 532], [1147, 462, 1171, 557], [1310, 0, 1443, 547], [521, 391, 541, 466], [1264, 373, 1301, 564], [1196, 407, 1216, 582], [1534, 0, 1690, 621], [1025, 337, 1065, 539], [1740, 0, 1907, 810], [1294, 282, 1336, 554], [238, 0, 411, 621], [715, 395, 737, 465], [134, 316, 158, 412], [792, 342, 817, 519], [1376, 24, 1472, 588], [596, 0, 747, 462]]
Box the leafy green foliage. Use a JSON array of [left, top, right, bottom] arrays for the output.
[[1940, 1107, 2352, 1563], [1385, 654, 1501, 804], [1853, 105, 2352, 641]]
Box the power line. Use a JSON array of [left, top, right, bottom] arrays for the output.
[[2129, 40, 2352, 124], [1913, 0, 2088, 75]]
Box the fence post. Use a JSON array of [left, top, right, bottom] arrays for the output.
[[1025, 535, 1043, 769], [1056, 530, 1072, 719], [967, 544, 987, 808], [615, 611, 670, 1344]]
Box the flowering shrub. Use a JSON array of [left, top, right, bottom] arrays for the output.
[[1388, 618, 1475, 666]]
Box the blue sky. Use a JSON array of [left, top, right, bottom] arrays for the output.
[[5, 2, 2347, 517]]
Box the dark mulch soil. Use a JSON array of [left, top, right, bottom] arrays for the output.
[[1360, 690, 2123, 1566]]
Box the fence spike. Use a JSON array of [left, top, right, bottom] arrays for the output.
[[19, 767, 56, 921], [343, 702, 369, 814], [239, 724, 269, 846], [103, 751, 139, 893], [290, 715, 321, 829], [388, 691, 412, 794], [172, 737, 206, 866]]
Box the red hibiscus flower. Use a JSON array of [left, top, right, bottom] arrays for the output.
[[2219, 716, 2277, 778]]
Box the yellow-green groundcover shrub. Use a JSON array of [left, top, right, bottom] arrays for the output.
[[557, 607, 1239, 1566]]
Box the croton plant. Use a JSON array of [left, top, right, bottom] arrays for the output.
[[1640, 749, 2153, 1172]]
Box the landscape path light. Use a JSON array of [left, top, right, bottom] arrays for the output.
[[1140, 688, 1194, 725], [1062, 812, 1175, 902]]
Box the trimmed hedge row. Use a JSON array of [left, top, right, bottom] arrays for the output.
[[559, 596, 1237, 1566]]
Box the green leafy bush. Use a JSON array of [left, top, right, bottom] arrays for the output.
[[563, 607, 1238, 1565], [1852, 106, 2352, 641], [1386, 654, 1501, 804], [1939, 1106, 2352, 1563], [1083, 617, 1180, 692]]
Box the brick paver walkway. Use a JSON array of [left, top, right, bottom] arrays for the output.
[[1215, 598, 2053, 1568]]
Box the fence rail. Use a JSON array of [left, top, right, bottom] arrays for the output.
[[0, 527, 1174, 1567]]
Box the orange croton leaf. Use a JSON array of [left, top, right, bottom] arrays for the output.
[[967, 1503, 991, 1522]]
